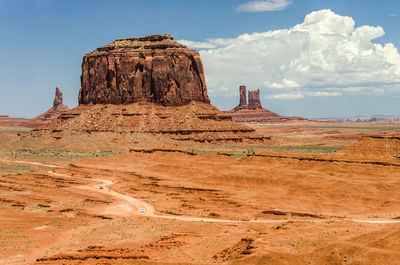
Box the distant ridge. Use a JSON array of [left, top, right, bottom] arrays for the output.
[[321, 115, 400, 123]]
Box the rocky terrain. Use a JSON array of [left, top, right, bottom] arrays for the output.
[[226, 86, 309, 123], [30, 101, 264, 143], [2, 134, 400, 264], [31, 35, 265, 143]]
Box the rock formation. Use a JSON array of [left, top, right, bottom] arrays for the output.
[[35, 87, 70, 122], [248, 89, 262, 109], [79, 34, 209, 106], [31, 35, 266, 143], [330, 136, 400, 162], [31, 101, 267, 142], [53, 87, 63, 107], [226, 86, 308, 123], [239, 85, 247, 106]]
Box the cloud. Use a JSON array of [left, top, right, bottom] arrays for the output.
[[269, 78, 299, 89], [266, 91, 304, 100], [177, 38, 237, 49], [304, 91, 342, 97], [237, 0, 292, 12], [178, 40, 217, 49], [181, 9, 400, 101]]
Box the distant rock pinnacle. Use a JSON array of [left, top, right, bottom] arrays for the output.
[[53, 87, 63, 107]]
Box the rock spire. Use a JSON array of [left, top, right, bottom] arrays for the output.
[[35, 87, 70, 122], [226, 85, 308, 123], [53, 87, 63, 107]]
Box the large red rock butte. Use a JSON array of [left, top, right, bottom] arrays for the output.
[[79, 34, 209, 106], [226, 85, 309, 123], [31, 35, 266, 143]]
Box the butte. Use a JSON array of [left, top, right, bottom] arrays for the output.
[[226, 85, 308, 123], [30, 35, 265, 143]]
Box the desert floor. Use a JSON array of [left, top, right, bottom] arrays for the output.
[[1, 122, 400, 264]]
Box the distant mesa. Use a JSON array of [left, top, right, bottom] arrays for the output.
[[35, 87, 70, 122], [0, 115, 42, 129], [324, 115, 400, 123], [226, 85, 308, 123], [31, 35, 266, 143]]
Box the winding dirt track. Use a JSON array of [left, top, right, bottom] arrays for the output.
[[0, 158, 59, 168], [2, 158, 400, 225], [48, 171, 400, 225]]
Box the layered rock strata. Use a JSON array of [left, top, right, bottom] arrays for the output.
[[79, 34, 209, 106], [226, 86, 308, 123], [31, 101, 265, 142]]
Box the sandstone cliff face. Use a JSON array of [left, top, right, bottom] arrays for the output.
[[79, 35, 209, 106]]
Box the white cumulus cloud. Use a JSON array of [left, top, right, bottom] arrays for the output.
[[269, 78, 299, 89], [266, 91, 304, 100], [181, 9, 400, 101], [237, 0, 292, 12]]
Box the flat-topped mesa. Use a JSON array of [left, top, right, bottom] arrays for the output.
[[79, 34, 210, 106]]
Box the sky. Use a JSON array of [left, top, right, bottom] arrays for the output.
[[1, 0, 400, 119]]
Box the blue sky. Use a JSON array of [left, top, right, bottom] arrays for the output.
[[0, 0, 399, 118]]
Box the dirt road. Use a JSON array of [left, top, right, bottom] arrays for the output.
[[3, 158, 400, 225], [47, 170, 400, 225]]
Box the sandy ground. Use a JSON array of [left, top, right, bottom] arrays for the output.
[[1, 122, 400, 264]]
